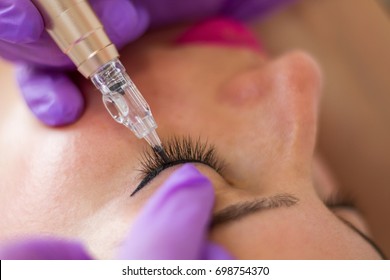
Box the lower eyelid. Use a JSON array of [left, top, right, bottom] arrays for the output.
[[135, 136, 227, 196]]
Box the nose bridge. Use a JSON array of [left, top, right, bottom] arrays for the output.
[[275, 51, 322, 116]]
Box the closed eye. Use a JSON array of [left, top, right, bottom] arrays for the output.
[[131, 136, 226, 196], [328, 203, 387, 259]]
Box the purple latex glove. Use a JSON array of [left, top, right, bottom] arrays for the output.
[[0, 0, 149, 126], [0, 164, 232, 260], [141, 0, 296, 26], [0, 0, 294, 126]]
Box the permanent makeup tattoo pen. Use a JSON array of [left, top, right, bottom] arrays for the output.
[[31, 0, 167, 158]]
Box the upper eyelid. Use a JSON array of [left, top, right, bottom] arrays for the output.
[[339, 214, 387, 259], [131, 136, 226, 196], [139, 136, 225, 176], [327, 205, 387, 259], [318, 195, 385, 258]]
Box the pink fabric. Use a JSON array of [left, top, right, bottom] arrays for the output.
[[175, 18, 263, 53]]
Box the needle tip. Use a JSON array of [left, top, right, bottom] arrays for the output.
[[153, 145, 169, 162]]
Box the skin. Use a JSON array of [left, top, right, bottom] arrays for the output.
[[255, 0, 390, 256], [0, 24, 383, 259]]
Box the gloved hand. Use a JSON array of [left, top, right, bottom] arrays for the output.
[[0, 0, 294, 127], [143, 0, 296, 26], [0, 164, 231, 260], [0, 0, 149, 126]]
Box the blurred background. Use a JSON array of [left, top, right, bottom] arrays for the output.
[[380, 0, 390, 11]]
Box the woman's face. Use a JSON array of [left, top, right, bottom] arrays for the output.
[[0, 21, 382, 259]]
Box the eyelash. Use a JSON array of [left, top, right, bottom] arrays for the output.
[[131, 139, 387, 258], [131, 136, 226, 196]]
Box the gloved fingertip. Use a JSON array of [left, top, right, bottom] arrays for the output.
[[0, 0, 44, 43], [16, 66, 84, 126], [139, 164, 215, 216], [202, 241, 234, 260], [0, 237, 92, 260], [91, 0, 149, 48], [220, 0, 297, 21], [117, 164, 215, 260]]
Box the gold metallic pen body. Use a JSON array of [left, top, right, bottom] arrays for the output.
[[31, 0, 165, 151]]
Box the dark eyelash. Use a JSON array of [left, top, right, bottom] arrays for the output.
[[131, 136, 226, 196], [322, 190, 356, 209]]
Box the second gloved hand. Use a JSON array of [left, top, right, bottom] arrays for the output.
[[0, 164, 231, 260], [0, 0, 149, 126]]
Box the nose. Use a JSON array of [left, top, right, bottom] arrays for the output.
[[214, 51, 322, 187], [218, 50, 322, 143], [219, 50, 321, 112]]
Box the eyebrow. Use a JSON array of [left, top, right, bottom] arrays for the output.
[[210, 193, 299, 228]]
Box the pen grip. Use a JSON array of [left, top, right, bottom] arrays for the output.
[[31, 0, 118, 78]]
